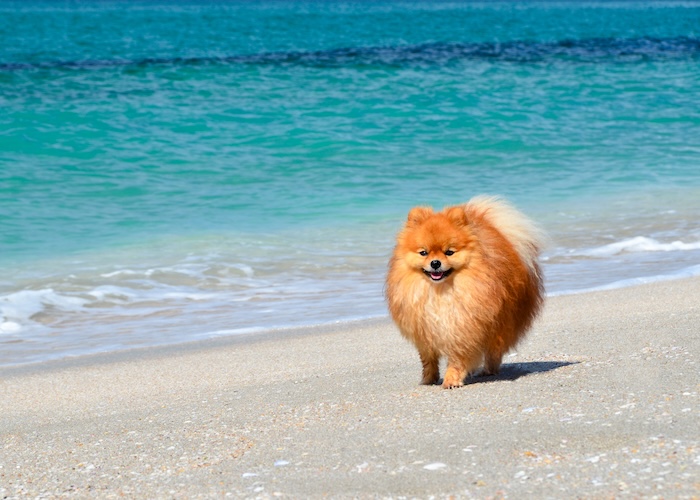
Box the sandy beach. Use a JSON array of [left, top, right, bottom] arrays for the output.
[[1, 277, 699, 498]]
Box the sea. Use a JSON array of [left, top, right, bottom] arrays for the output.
[[1, 0, 699, 367]]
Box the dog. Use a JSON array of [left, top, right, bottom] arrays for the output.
[[386, 196, 545, 388]]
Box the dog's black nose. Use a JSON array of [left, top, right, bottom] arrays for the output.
[[430, 260, 441, 270]]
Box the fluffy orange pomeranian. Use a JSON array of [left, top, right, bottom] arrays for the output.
[[386, 196, 545, 389]]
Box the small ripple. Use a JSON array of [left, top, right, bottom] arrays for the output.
[[2, 37, 699, 72]]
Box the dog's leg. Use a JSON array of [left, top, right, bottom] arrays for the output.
[[442, 362, 467, 389], [442, 362, 466, 389], [418, 348, 440, 385], [483, 350, 503, 376], [442, 351, 481, 389]]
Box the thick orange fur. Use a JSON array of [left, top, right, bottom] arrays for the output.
[[386, 196, 545, 389]]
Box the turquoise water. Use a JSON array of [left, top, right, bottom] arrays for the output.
[[2, 1, 700, 365]]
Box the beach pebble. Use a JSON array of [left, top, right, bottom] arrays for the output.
[[423, 462, 447, 471], [274, 460, 290, 467], [356, 462, 369, 472]]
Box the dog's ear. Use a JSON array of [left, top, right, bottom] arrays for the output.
[[444, 206, 468, 226], [406, 206, 433, 226]]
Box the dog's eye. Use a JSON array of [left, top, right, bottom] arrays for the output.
[[419, 250, 428, 256], [445, 250, 455, 256]]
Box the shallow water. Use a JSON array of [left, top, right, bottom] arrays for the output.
[[1, 1, 700, 366]]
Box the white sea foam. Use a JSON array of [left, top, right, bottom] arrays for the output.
[[573, 237, 700, 258], [231, 264, 255, 277], [87, 286, 136, 302], [100, 269, 141, 278], [0, 289, 89, 334], [0, 255, 388, 364], [209, 327, 269, 336], [162, 292, 219, 301], [0, 290, 48, 327], [0, 321, 21, 334]]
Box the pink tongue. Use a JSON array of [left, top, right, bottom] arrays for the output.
[[431, 272, 443, 279]]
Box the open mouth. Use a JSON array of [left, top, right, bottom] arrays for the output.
[[423, 269, 453, 282]]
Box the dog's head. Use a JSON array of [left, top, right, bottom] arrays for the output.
[[395, 206, 476, 283]]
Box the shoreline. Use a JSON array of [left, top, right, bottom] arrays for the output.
[[3, 265, 700, 371], [0, 316, 390, 377], [1, 276, 699, 497]]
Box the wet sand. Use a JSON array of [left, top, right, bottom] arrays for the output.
[[1, 278, 699, 498]]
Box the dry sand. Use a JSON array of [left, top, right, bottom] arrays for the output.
[[1, 277, 699, 498]]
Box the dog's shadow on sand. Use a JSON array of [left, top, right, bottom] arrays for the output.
[[462, 360, 577, 385]]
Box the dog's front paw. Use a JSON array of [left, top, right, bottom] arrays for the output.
[[441, 380, 464, 389], [441, 368, 465, 389]]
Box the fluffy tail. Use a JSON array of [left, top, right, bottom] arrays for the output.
[[465, 195, 546, 275]]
